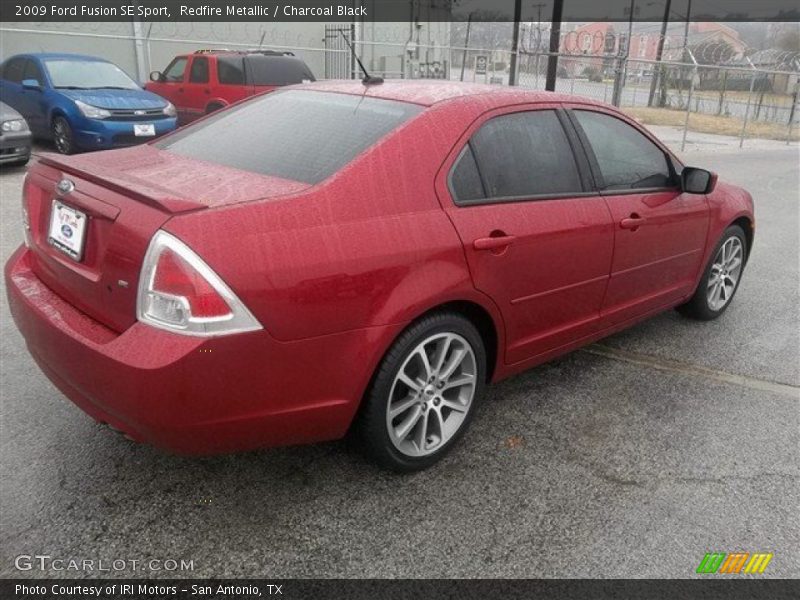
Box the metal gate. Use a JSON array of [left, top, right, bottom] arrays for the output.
[[324, 24, 355, 80]]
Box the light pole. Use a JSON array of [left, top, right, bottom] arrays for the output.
[[648, 0, 672, 106]]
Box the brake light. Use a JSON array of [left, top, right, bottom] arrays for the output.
[[152, 249, 230, 318], [137, 231, 261, 336]]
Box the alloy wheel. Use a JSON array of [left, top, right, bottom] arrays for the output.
[[53, 119, 71, 154], [707, 236, 743, 311], [386, 332, 477, 457]]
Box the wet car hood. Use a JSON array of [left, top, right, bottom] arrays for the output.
[[58, 88, 168, 110]]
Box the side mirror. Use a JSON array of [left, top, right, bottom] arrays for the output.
[[149, 71, 165, 83], [681, 167, 717, 194], [21, 79, 41, 91]]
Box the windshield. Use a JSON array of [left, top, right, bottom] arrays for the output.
[[44, 59, 139, 90], [156, 90, 423, 185]]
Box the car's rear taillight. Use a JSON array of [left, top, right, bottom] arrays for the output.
[[137, 231, 261, 336]]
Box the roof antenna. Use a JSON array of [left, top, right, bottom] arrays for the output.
[[339, 30, 383, 85]]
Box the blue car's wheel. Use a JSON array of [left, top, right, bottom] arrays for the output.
[[52, 116, 74, 155]]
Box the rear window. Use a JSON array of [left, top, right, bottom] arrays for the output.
[[245, 55, 315, 85], [156, 90, 423, 184]]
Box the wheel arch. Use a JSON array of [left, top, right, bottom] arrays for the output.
[[426, 300, 500, 383], [730, 216, 754, 263], [371, 297, 503, 393], [348, 297, 503, 437], [205, 100, 228, 113], [48, 106, 69, 129]]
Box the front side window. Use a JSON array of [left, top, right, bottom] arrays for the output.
[[156, 90, 422, 184], [2, 58, 28, 83], [22, 60, 43, 85], [573, 110, 673, 190], [189, 57, 209, 84], [163, 58, 187, 83], [455, 110, 582, 202], [44, 59, 138, 90]]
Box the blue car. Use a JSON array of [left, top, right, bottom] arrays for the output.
[[0, 53, 177, 154]]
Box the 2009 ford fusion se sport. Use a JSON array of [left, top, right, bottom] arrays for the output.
[[5, 81, 754, 471]]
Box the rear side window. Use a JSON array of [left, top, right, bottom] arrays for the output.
[[217, 56, 245, 85], [163, 57, 187, 82], [245, 56, 315, 85], [189, 57, 209, 84], [450, 145, 485, 203], [465, 110, 582, 201], [2, 58, 27, 83], [156, 90, 422, 184], [573, 110, 673, 190]]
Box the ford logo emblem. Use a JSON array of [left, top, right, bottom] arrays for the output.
[[56, 179, 75, 195], [61, 224, 73, 238]]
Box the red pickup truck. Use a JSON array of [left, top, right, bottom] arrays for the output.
[[146, 49, 315, 124]]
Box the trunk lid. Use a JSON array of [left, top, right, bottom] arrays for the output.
[[24, 148, 307, 332]]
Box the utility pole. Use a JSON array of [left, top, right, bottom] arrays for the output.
[[683, 0, 692, 51], [508, 0, 523, 86], [460, 12, 473, 82], [545, 0, 564, 91], [648, 0, 672, 106], [533, 2, 545, 51], [612, 0, 637, 106], [626, 0, 636, 54]]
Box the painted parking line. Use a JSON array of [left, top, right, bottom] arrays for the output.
[[583, 344, 799, 398]]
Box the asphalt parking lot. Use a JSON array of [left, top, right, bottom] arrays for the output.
[[1, 130, 798, 579]]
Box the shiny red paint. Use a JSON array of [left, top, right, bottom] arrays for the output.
[[5, 81, 754, 455]]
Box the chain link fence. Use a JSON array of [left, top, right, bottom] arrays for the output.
[[1, 21, 798, 148]]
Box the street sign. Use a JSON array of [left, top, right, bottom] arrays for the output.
[[474, 55, 488, 76]]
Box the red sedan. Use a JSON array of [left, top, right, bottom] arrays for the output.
[[5, 82, 754, 471]]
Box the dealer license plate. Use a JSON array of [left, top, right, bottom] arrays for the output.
[[134, 123, 156, 136], [48, 200, 87, 261]]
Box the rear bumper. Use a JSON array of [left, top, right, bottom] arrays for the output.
[[72, 117, 177, 150], [5, 245, 400, 454]]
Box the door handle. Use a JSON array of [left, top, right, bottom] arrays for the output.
[[178, 87, 184, 92], [473, 234, 516, 251], [204, 89, 210, 94], [620, 214, 646, 230]]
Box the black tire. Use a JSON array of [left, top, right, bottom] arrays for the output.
[[52, 116, 74, 155], [206, 103, 224, 114], [677, 225, 747, 321], [358, 312, 487, 472]]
